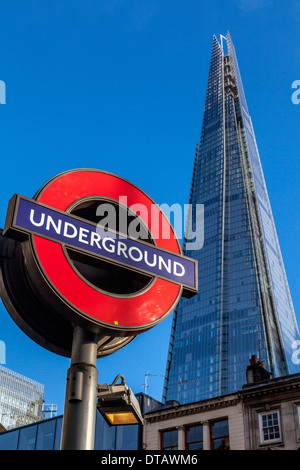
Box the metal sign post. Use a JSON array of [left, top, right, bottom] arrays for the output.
[[60, 326, 99, 450]]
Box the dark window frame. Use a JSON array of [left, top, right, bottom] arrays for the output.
[[160, 428, 178, 450], [210, 418, 230, 450]]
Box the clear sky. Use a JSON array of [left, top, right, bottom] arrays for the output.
[[0, 0, 299, 415]]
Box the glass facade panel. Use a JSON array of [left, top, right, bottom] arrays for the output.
[[54, 417, 63, 450], [94, 411, 117, 450], [163, 33, 300, 405], [0, 412, 141, 450], [116, 425, 139, 450], [0, 428, 19, 450], [18, 425, 37, 450], [227, 33, 300, 375], [0, 393, 160, 450], [35, 418, 56, 450]]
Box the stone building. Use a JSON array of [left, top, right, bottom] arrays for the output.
[[241, 371, 300, 449], [143, 393, 245, 450], [144, 358, 300, 450]]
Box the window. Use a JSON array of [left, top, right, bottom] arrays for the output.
[[54, 417, 63, 450], [18, 425, 38, 450], [211, 419, 230, 450], [0, 429, 19, 450], [161, 429, 178, 450], [186, 424, 203, 450], [258, 411, 281, 444], [116, 425, 139, 450], [35, 419, 56, 450]]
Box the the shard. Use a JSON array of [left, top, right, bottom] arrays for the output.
[[163, 33, 300, 404]]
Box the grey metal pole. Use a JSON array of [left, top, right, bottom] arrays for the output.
[[60, 326, 99, 450]]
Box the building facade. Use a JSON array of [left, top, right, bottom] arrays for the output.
[[1, 371, 300, 450], [0, 393, 162, 450], [163, 32, 300, 405], [144, 369, 300, 451], [143, 394, 244, 450], [242, 371, 300, 450], [0, 365, 44, 430]]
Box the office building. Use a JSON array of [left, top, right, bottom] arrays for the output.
[[0, 365, 44, 430], [163, 33, 300, 404]]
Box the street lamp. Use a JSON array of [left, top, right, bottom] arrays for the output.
[[97, 374, 143, 426]]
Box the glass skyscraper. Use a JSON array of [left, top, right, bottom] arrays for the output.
[[163, 33, 300, 404], [0, 365, 45, 430]]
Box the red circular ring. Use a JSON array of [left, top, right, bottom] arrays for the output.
[[32, 169, 182, 328]]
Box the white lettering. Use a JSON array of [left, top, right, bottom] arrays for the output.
[[46, 215, 62, 234], [128, 246, 143, 262], [79, 227, 89, 244], [174, 261, 185, 277], [117, 241, 128, 258], [30, 209, 45, 227], [144, 251, 157, 267], [26, 203, 192, 286], [158, 256, 171, 273], [90, 231, 101, 249], [146, 455, 153, 464], [63, 222, 78, 238], [102, 237, 115, 253]]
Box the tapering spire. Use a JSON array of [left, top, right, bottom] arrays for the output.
[[163, 33, 300, 405]]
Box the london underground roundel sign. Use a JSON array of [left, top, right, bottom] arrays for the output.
[[0, 169, 197, 358]]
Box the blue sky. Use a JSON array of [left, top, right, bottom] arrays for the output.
[[0, 0, 299, 415]]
